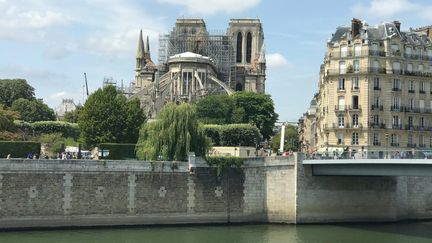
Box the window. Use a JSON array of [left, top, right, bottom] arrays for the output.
[[408, 134, 413, 145], [341, 45, 348, 57], [338, 96, 345, 110], [352, 132, 359, 145], [420, 100, 425, 112], [391, 134, 398, 145], [420, 81, 425, 92], [408, 116, 413, 128], [393, 79, 401, 90], [373, 115, 379, 124], [352, 95, 359, 109], [409, 80, 415, 91], [337, 133, 344, 145], [373, 133, 379, 145], [391, 44, 399, 54], [338, 115, 345, 128], [338, 78, 345, 90], [392, 96, 401, 109], [354, 44, 361, 56], [420, 117, 425, 128], [236, 32, 243, 63], [246, 32, 252, 63], [393, 62, 401, 73], [373, 77, 380, 89], [374, 96, 380, 107], [352, 77, 359, 89], [407, 63, 413, 72], [353, 60, 360, 73], [339, 61, 346, 74], [352, 114, 359, 127], [409, 98, 414, 110], [429, 49, 432, 58], [405, 46, 412, 56], [182, 71, 192, 95], [420, 135, 425, 146], [419, 49, 424, 59], [392, 116, 400, 126], [419, 64, 424, 72]]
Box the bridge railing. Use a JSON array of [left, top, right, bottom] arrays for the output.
[[304, 149, 432, 160]]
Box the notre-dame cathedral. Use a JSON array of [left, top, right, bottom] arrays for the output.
[[129, 18, 266, 118]]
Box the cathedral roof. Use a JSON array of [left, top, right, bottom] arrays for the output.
[[136, 29, 145, 59]]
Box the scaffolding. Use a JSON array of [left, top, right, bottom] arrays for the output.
[[158, 29, 236, 88]]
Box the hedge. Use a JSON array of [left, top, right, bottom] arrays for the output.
[[99, 143, 136, 160], [203, 124, 261, 147], [14, 120, 79, 139], [0, 141, 41, 158], [206, 156, 245, 177]]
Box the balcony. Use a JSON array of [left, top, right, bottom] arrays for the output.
[[368, 67, 386, 74], [390, 106, 404, 112], [334, 105, 347, 112], [373, 141, 381, 146], [371, 105, 383, 111], [408, 89, 415, 93], [407, 143, 417, 148], [419, 144, 427, 148], [404, 53, 419, 60], [389, 50, 401, 57], [348, 105, 361, 112], [420, 90, 426, 94], [370, 123, 386, 129], [390, 142, 400, 147], [392, 124, 403, 130], [351, 87, 360, 92], [392, 87, 402, 92], [369, 50, 386, 57], [405, 125, 415, 130], [373, 86, 381, 91]]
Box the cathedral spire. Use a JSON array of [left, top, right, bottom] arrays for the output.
[[136, 29, 145, 59], [145, 35, 150, 59]]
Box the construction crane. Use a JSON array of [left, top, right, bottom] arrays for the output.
[[83, 72, 89, 104]]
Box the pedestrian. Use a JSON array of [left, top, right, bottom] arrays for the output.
[[27, 153, 32, 159], [6, 154, 11, 159]]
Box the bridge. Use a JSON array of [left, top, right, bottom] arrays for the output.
[[303, 158, 432, 176]]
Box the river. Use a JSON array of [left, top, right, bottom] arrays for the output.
[[1, 221, 432, 243]]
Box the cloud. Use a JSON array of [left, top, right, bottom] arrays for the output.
[[49, 91, 66, 99], [352, 0, 432, 21], [266, 53, 291, 69], [0, 65, 67, 84], [158, 0, 260, 14]]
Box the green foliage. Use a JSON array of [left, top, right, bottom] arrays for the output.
[[203, 124, 261, 146], [0, 141, 41, 158], [63, 106, 82, 123], [136, 103, 209, 161], [32, 121, 79, 139], [99, 143, 136, 160], [196, 94, 234, 124], [37, 133, 76, 156], [11, 98, 55, 122], [271, 124, 299, 152], [232, 92, 278, 139], [0, 105, 19, 131], [78, 86, 146, 147], [206, 156, 245, 177], [0, 79, 35, 107]]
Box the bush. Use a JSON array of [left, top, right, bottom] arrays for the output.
[[203, 124, 261, 147], [206, 156, 245, 177], [99, 143, 136, 160], [32, 121, 79, 139], [0, 141, 41, 158]]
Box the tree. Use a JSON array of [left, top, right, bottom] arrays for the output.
[[232, 92, 278, 139], [11, 98, 56, 122], [196, 94, 234, 124], [63, 106, 83, 123], [0, 105, 19, 131], [136, 103, 208, 161], [271, 124, 299, 152], [0, 79, 35, 107], [78, 85, 145, 147], [37, 133, 76, 158]]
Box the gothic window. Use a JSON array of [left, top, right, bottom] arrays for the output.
[[236, 32, 242, 63], [246, 32, 252, 63]]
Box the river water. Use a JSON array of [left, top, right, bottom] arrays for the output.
[[1, 222, 432, 243]]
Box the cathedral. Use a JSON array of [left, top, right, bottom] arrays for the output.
[[129, 18, 266, 118]]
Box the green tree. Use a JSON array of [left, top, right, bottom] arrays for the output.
[[0, 105, 19, 131], [78, 85, 145, 147], [196, 94, 234, 124], [11, 98, 56, 122], [136, 103, 208, 161], [0, 79, 35, 107], [232, 92, 278, 139], [271, 124, 299, 152], [63, 106, 83, 123], [37, 133, 76, 157]]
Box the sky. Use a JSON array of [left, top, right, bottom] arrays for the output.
[[1, 0, 432, 122]]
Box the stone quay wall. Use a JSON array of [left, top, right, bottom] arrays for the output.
[[1, 154, 432, 228], [0, 157, 295, 229]]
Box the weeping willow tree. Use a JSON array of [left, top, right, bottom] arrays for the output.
[[136, 103, 209, 161]]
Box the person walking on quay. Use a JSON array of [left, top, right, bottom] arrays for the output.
[[6, 154, 11, 159]]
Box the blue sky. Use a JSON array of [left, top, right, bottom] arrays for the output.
[[1, 0, 432, 122]]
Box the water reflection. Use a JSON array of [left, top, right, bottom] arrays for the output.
[[1, 222, 432, 243]]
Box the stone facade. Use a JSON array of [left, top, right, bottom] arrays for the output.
[[301, 18, 432, 158]]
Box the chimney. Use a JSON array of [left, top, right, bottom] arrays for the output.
[[351, 18, 362, 37], [393, 21, 401, 32]]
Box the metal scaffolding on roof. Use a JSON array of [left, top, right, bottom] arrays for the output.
[[158, 29, 236, 88]]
